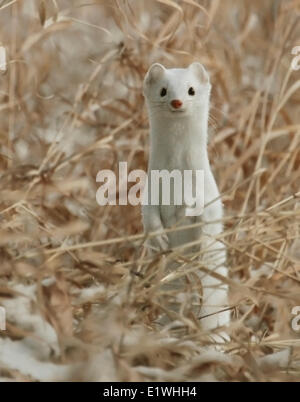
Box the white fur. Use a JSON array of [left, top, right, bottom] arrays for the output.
[[142, 62, 230, 331]]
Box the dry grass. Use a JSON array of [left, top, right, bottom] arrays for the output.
[[0, 0, 300, 382]]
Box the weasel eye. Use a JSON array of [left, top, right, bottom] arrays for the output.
[[188, 87, 195, 96], [160, 87, 167, 97]]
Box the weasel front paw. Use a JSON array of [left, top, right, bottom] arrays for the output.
[[145, 229, 169, 252]]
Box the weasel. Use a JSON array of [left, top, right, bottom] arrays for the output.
[[142, 62, 230, 331]]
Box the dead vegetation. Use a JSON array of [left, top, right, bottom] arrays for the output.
[[0, 0, 299, 381]]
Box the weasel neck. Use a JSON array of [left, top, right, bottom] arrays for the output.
[[149, 111, 209, 169]]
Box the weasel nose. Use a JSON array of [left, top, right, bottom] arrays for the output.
[[171, 99, 183, 109]]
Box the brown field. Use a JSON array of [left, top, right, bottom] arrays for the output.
[[0, 0, 299, 381]]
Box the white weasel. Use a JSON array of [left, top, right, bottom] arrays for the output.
[[142, 62, 230, 331]]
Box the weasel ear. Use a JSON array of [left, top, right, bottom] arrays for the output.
[[144, 63, 165, 89], [188, 62, 209, 84]]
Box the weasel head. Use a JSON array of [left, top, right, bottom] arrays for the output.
[[143, 62, 211, 118]]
